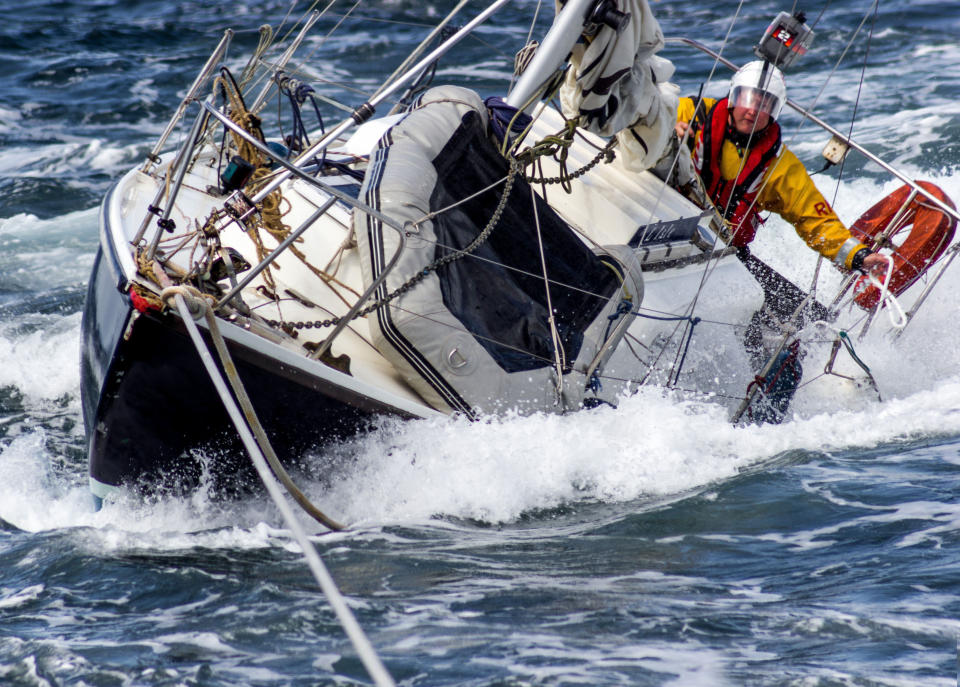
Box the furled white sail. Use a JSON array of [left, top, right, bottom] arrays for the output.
[[557, 0, 679, 171]]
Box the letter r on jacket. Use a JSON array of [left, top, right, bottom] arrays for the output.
[[814, 202, 831, 216]]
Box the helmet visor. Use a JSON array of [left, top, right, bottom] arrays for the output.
[[729, 85, 784, 120]]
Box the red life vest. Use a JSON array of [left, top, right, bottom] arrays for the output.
[[694, 98, 782, 247]]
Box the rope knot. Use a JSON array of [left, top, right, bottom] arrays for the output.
[[160, 285, 212, 320], [746, 374, 767, 394]]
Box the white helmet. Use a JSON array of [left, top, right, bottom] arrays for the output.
[[728, 60, 787, 120]]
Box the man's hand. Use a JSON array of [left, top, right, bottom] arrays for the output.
[[862, 252, 892, 278], [675, 120, 690, 139]]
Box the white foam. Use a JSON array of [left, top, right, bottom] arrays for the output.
[[0, 139, 142, 182], [0, 208, 98, 287], [0, 313, 82, 402], [152, 632, 237, 654], [130, 78, 159, 106], [0, 584, 44, 610], [309, 363, 960, 525]]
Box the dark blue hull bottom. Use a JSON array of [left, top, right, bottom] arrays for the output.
[[80, 247, 410, 497]]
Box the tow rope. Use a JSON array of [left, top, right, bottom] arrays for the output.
[[161, 284, 396, 687], [160, 286, 343, 531]]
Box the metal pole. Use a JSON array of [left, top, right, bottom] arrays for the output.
[[309, 230, 408, 361], [505, 0, 594, 112], [378, 0, 472, 106], [145, 108, 211, 259], [215, 196, 337, 311], [893, 243, 960, 339], [247, 0, 513, 205], [142, 30, 233, 174]]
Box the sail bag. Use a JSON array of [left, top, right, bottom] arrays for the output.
[[354, 86, 643, 416]]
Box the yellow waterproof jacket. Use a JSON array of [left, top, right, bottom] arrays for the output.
[[678, 97, 866, 269]]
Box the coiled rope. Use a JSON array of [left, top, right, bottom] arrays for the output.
[[216, 69, 291, 290]]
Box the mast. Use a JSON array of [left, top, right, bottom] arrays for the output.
[[506, 0, 596, 112]]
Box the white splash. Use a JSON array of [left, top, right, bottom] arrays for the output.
[[0, 314, 82, 402], [0, 208, 99, 288], [1, 129, 958, 544]]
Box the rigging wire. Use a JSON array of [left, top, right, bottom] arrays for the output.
[[635, 0, 751, 386], [650, 0, 749, 239], [509, 0, 545, 93], [802, 1, 874, 320], [248, 0, 362, 114], [831, 0, 880, 205], [276, 0, 330, 47], [308, 8, 515, 61], [529, 183, 568, 396]]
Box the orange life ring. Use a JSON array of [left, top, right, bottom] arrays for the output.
[[850, 181, 957, 309]]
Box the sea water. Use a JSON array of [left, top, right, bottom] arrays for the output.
[[1, 1, 958, 685]]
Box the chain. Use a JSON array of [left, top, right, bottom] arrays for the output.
[[518, 118, 616, 188], [265, 120, 614, 333], [265, 159, 520, 331], [522, 139, 615, 186]]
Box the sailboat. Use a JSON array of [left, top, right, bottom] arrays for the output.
[[80, 0, 958, 511]]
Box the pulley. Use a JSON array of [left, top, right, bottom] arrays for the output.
[[583, 0, 630, 36]]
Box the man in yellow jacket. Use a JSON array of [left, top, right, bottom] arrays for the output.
[[670, 60, 889, 422], [675, 60, 888, 274]]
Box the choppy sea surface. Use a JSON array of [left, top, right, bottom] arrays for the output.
[[2, 0, 959, 685]]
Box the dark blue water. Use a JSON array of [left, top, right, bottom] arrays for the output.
[[1, 1, 959, 684]]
